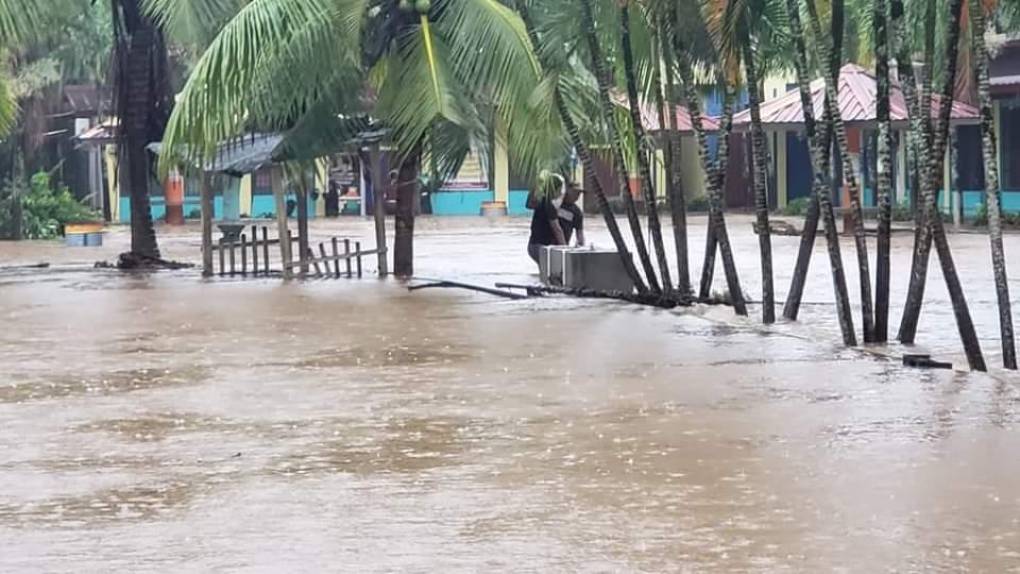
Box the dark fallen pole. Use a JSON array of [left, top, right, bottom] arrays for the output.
[[409, 280, 528, 300], [495, 282, 695, 308]]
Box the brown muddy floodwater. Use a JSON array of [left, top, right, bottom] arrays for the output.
[[1, 215, 1019, 572]]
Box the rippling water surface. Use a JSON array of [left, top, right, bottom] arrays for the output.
[[1, 216, 1018, 572]]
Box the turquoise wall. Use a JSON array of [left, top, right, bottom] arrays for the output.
[[508, 190, 529, 215], [428, 189, 531, 216], [431, 189, 493, 215], [119, 194, 314, 223], [960, 190, 1020, 217]]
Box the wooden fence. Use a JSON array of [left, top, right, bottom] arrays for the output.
[[210, 224, 383, 278]]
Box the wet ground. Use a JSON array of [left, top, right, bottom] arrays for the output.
[[1, 214, 1019, 572]]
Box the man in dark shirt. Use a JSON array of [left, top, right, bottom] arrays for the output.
[[556, 184, 585, 247], [526, 181, 566, 265]]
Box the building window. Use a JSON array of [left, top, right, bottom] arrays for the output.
[[955, 125, 985, 190], [1000, 102, 1020, 189]]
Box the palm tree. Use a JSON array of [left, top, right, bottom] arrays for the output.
[[873, 0, 893, 342], [514, 0, 649, 294], [670, 18, 747, 314], [894, 0, 985, 370], [970, 0, 1016, 368], [781, 0, 857, 345], [2, 0, 235, 260], [652, 16, 691, 295], [112, 0, 173, 260], [805, 0, 875, 342], [618, 0, 671, 293], [740, 25, 775, 323], [577, 0, 661, 293], [162, 0, 554, 278]]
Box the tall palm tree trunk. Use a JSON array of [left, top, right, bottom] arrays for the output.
[[578, 0, 661, 294], [898, 0, 937, 341], [807, 0, 875, 342], [874, 0, 893, 342], [393, 148, 420, 277], [698, 86, 735, 300], [970, 0, 1016, 369], [515, 0, 648, 294], [115, 0, 168, 260], [741, 36, 775, 324], [672, 40, 746, 314], [619, 2, 671, 293], [654, 21, 691, 295], [783, 0, 857, 345], [899, 0, 985, 369]]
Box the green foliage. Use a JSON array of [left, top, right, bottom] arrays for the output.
[[891, 201, 913, 222], [0, 171, 98, 239], [687, 194, 710, 212], [783, 196, 811, 215], [972, 201, 1020, 227]]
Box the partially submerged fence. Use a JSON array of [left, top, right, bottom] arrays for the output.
[[208, 224, 382, 278]]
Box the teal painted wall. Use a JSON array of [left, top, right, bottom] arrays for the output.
[[119, 193, 314, 223], [508, 190, 529, 215], [431, 189, 494, 215]]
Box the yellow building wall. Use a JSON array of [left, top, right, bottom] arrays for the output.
[[679, 134, 707, 200], [239, 174, 253, 217]]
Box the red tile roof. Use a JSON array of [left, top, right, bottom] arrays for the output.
[[611, 92, 720, 133], [732, 63, 979, 129]]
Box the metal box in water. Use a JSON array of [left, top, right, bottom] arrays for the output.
[[539, 246, 634, 293]]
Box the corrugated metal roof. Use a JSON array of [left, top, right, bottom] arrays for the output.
[[732, 63, 980, 129], [610, 92, 719, 133]]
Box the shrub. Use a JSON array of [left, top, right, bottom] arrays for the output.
[[891, 201, 913, 222], [686, 195, 710, 212], [0, 172, 98, 239], [782, 197, 811, 216]]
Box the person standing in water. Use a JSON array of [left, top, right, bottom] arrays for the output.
[[526, 174, 567, 266], [556, 183, 585, 247]]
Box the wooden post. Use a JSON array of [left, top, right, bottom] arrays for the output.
[[331, 237, 340, 278], [355, 241, 362, 277], [200, 171, 214, 277], [344, 239, 352, 277], [251, 224, 259, 275], [273, 167, 293, 279], [309, 247, 323, 277], [371, 144, 388, 276], [297, 167, 310, 278], [228, 239, 236, 276], [218, 239, 225, 276], [318, 243, 329, 278], [262, 226, 270, 274], [241, 233, 248, 275]]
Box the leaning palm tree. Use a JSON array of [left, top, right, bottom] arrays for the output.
[[804, 0, 875, 342], [969, 0, 1016, 369], [514, 0, 649, 294], [618, 0, 672, 294], [894, 0, 985, 370], [162, 0, 554, 278], [577, 0, 662, 293], [781, 0, 857, 345]]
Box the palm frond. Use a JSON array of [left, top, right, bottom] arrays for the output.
[[161, 0, 364, 171], [0, 0, 42, 45], [143, 0, 248, 49], [0, 72, 17, 139]]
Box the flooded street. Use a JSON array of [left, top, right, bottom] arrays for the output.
[[2, 215, 1019, 572]]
